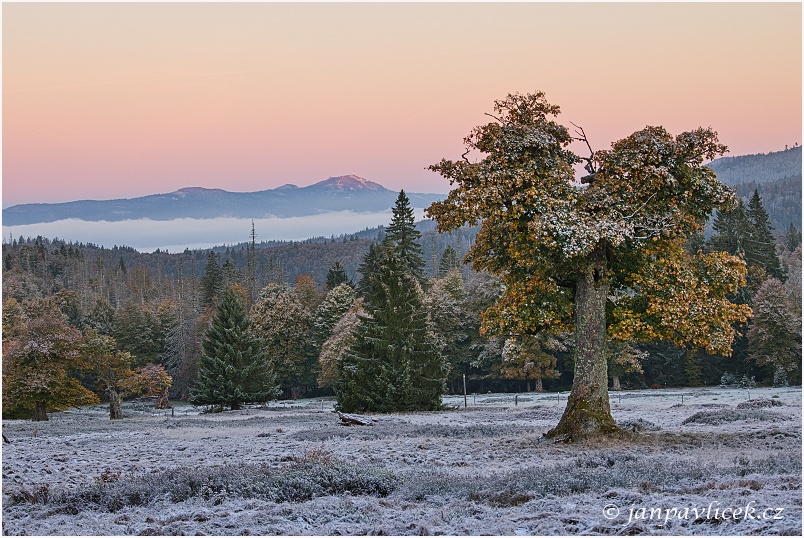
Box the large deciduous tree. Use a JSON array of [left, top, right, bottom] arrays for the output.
[[83, 329, 139, 419], [249, 283, 315, 396], [2, 299, 98, 420], [499, 334, 563, 392], [427, 92, 750, 440]]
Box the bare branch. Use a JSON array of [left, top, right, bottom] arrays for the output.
[[461, 148, 471, 164], [484, 112, 504, 124], [570, 121, 598, 176]]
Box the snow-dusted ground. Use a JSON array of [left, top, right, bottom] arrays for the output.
[[2, 387, 801, 535]]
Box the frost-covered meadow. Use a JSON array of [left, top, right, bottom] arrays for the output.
[[2, 386, 801, 536]]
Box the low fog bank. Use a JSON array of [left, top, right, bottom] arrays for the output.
[[1, 210, 427, 252]]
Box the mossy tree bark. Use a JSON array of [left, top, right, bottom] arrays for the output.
[[546, 247, 618, 440]]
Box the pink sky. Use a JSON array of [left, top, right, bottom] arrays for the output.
[[3, 2, 801, 207]]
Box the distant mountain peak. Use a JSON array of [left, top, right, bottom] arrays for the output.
[[276, 183, 299, 190], [312, 175, 386, 191]]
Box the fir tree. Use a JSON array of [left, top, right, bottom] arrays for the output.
[[437, 245, 460, 278], [356, 243, 383, 299], [336, 247, 445, 413], [325, 261, 352, 290], [709, 199, 751, 257], [383, 190, 426, 283], [199, 251, 222, 306], [190, 287, 277, 410], [745, 189, 784, 279], [785, 223, 801, 252]]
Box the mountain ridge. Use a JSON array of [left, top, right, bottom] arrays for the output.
[[2, 175, 443, 226]]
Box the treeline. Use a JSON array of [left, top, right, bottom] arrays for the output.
[[2, 189, 801, 419]]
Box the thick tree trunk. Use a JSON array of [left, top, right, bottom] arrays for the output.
[[534, 378, 543, 393], [546, 247, 618, 441], [231, 401, 241, 411], [612, 376, 622, 391], [34, 401, 48, 422], [109, 390, 123, 420]]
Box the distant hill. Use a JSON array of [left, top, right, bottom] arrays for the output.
[[2, 175, 444, 226], [707, 146, 801, 186], [707, 146, 801, 233]]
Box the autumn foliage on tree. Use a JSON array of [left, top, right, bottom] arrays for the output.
[[427, 92, 750, 439], [499, 334, 563, 393], [83, 329, 139, 419], [2, 299, 98, 420], [128, 363, 174, 409]]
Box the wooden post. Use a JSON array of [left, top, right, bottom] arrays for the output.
[[463, 374, 467, 408]]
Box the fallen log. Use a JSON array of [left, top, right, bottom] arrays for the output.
[[2, 433, 11, 444], [337, 412, 373, 426]]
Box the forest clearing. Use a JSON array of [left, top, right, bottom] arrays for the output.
[[2, 386, 801, 536]]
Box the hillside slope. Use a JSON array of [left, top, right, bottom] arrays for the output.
[[708, 147, 801, 232]]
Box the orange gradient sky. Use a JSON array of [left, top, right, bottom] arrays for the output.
[[3, 2, 801, 207]]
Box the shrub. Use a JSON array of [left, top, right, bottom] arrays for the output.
[[617, 418, 661, 432], [7, 460, 397, 513], [681, 408, 786, 425], [736, 398, 783, 410]]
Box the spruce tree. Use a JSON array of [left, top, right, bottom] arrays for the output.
[[384, 190, 426, 283], [336, 247, 445, 413], [190, 287, 277, 410], [785, 223, 801, 252], [745, 189, 784, 279], [325, 261, 352, 290], [709, 199, 751, 257], [438, 245, 460, 278], [199, 251, 223, 306], [356, 243, 383, 299]]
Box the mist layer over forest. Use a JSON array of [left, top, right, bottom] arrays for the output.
[[2, 210, 426, 253]]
